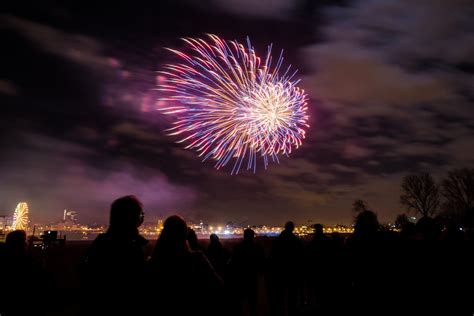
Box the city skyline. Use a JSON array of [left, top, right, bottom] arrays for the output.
[[0, 200, 415, 229]]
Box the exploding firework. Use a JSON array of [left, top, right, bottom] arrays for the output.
[[159, 34, 309, 174]]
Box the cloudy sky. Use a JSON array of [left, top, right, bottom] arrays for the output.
[[1, 0, 473, 226]]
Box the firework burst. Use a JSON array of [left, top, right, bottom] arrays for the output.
[[159, 34, 309, 174]]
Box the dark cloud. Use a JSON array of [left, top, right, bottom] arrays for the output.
[[1, 15, 112, 69], [0, 134, 197, 223], [212, 0, 297, 19]]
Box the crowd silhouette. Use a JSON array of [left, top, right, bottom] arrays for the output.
[[1, 195, 473, 316]]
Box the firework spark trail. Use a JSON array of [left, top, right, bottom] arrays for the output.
[[159, 34, 309, 174]]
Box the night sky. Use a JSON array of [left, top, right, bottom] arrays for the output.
[[1, 0, 473, 226]]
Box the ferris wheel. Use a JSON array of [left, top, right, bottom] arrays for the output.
[[12, 202, 29, 230]]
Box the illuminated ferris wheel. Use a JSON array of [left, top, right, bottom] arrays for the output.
[[12, 202, 29, 230]]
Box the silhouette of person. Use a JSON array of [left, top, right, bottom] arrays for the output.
[[80, 195, 148, 316], [0, 230, 46, 316], [207, 233, 229, 279], [305, 224, 335, 314], [311, 224, 330, 243], [268, 221, 304, 316], [345, 210, 390, 315], [148, 215, 223, 315], [227, 228, 265, 316], [352, 210, 379, 241], [187, 227, 199, 251]]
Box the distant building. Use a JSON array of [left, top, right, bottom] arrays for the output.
[[63, 210, 78, 224], [156, 219, 163, 230], [0, 215, 13, 230]]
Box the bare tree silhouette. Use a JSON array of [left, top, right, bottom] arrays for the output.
[[442, 168, 474, 212], [442, 168, 474, 228], [352, 199, 370, 215], [400, 173, 440, 218]]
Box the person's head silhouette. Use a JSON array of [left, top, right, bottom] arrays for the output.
[[313, 223, 324, 235], [284, 221, 295, 233], [161, 215, 188, 242], [210, 233, 220, 244], [151, 215, 189, 261], [354, 210, 379, 237], [6, 230, 27, 253], [109, 195, 144, 234], [243, 228, 255, 241]]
